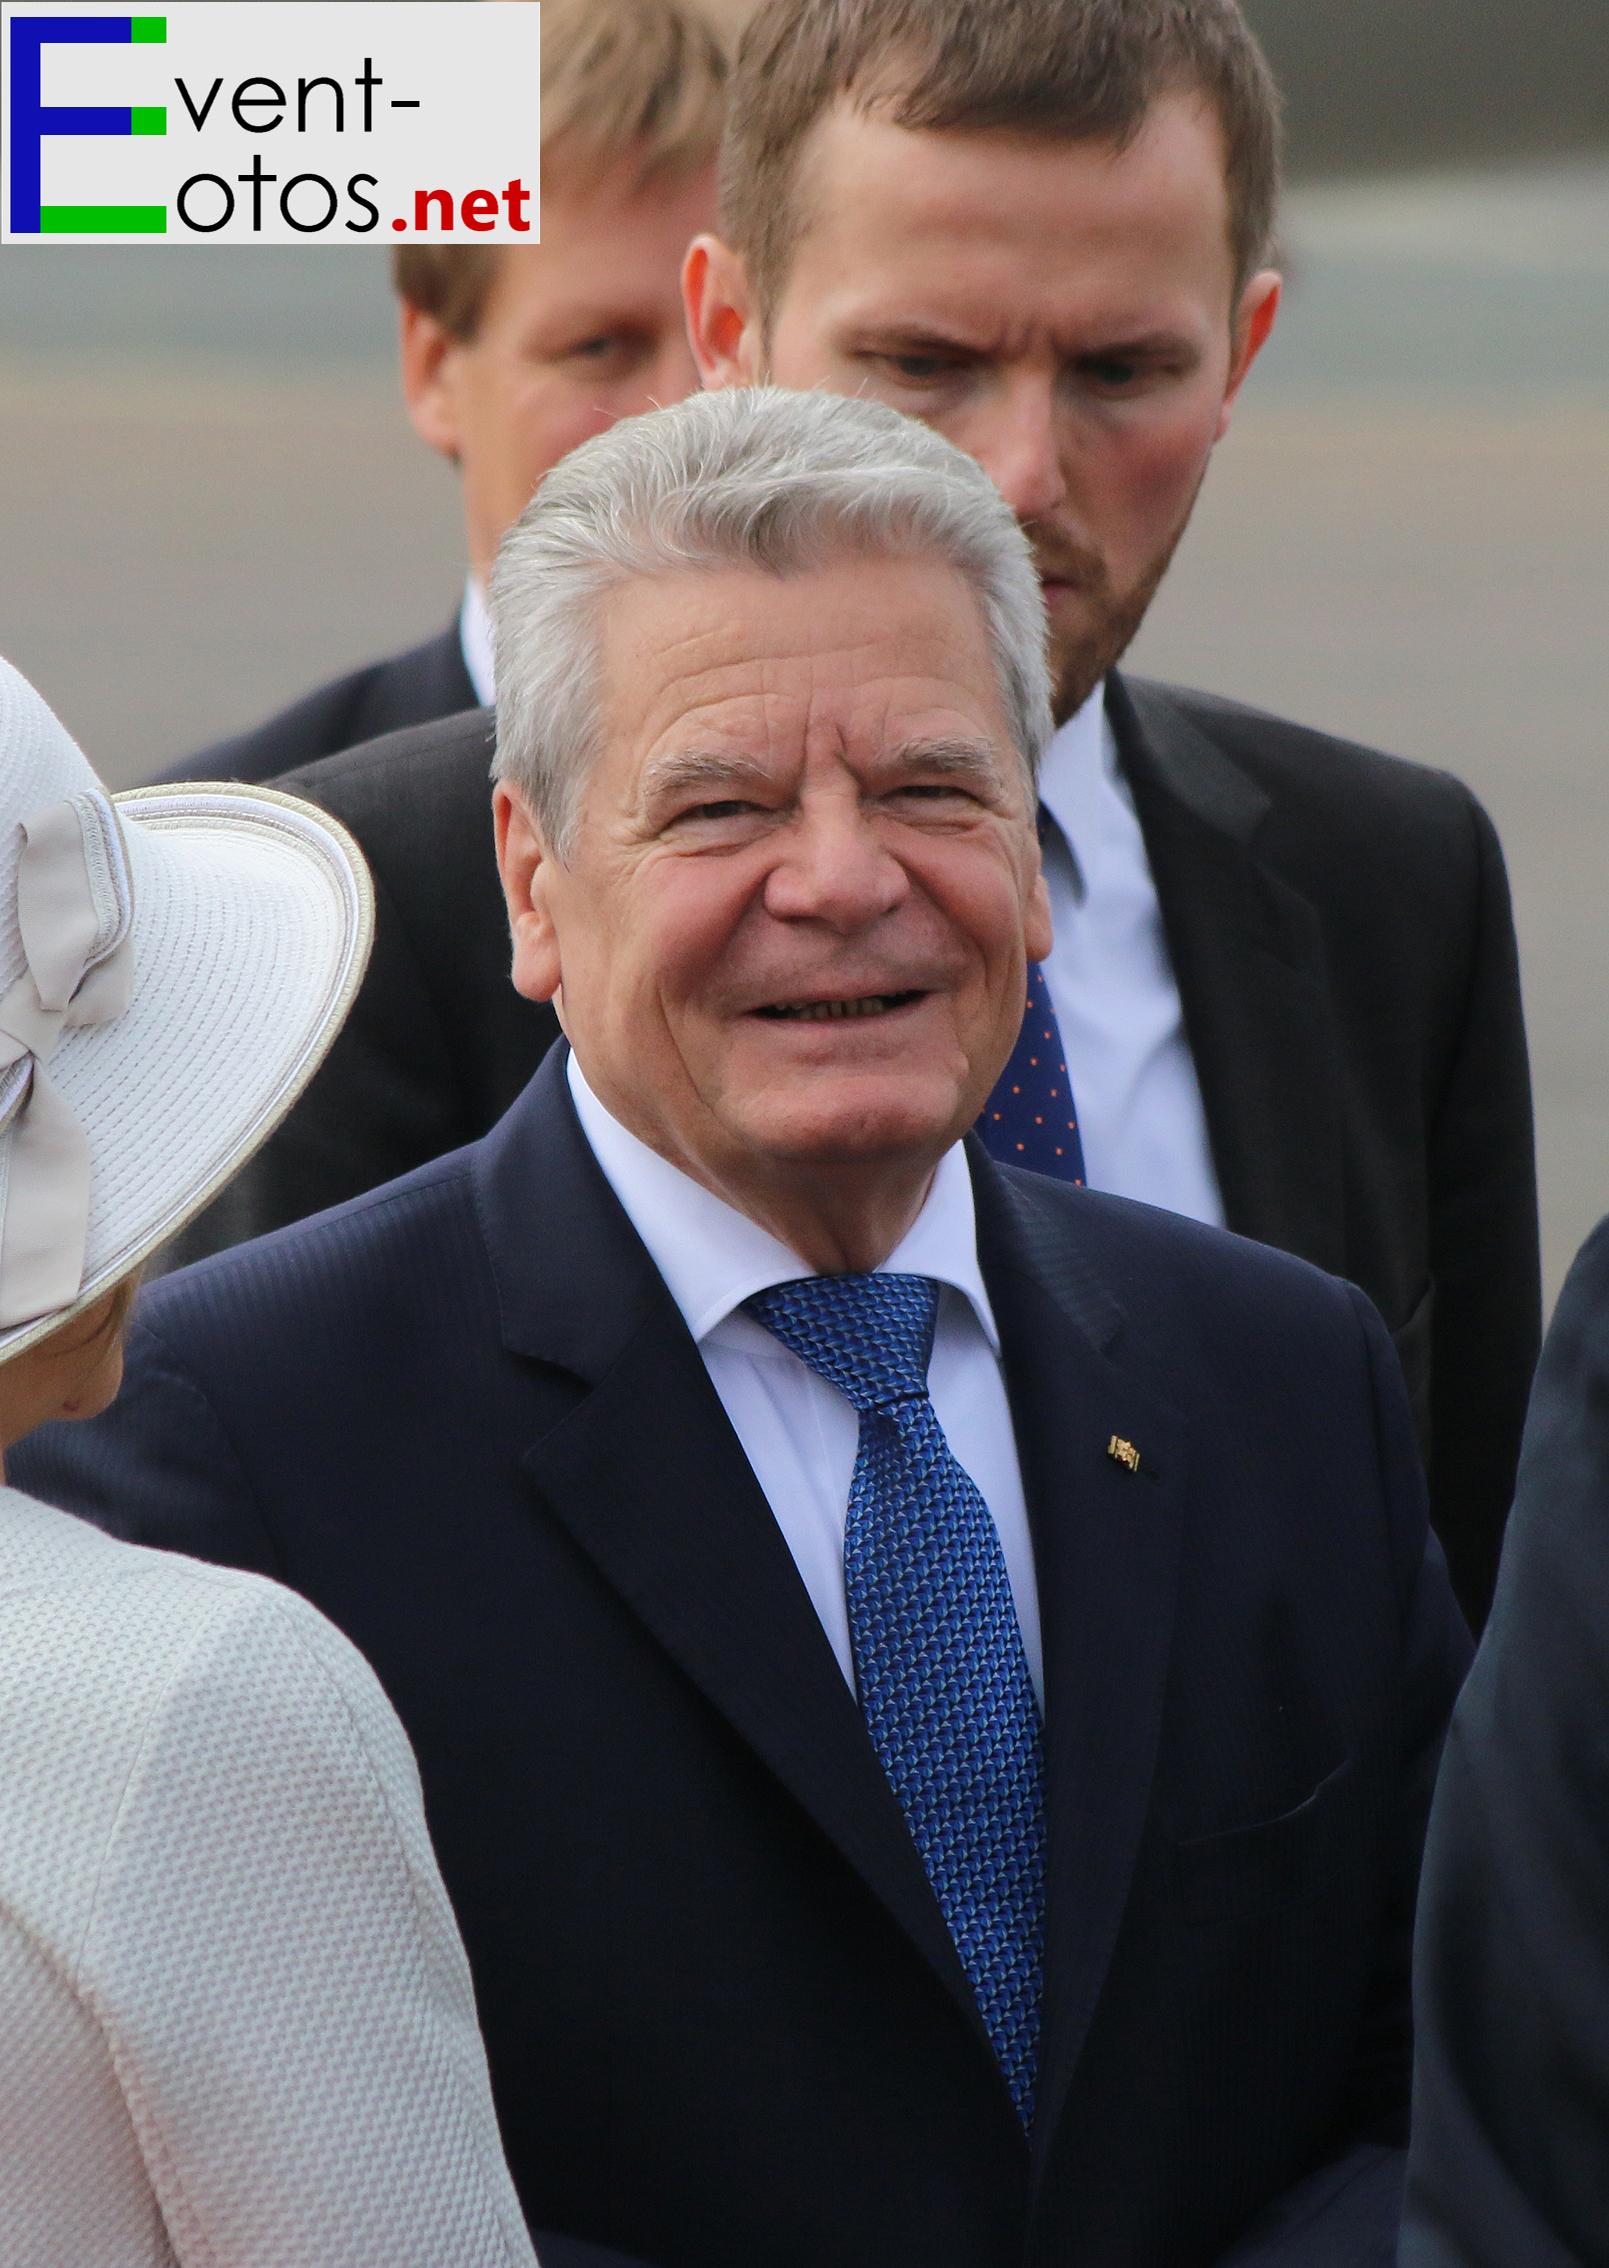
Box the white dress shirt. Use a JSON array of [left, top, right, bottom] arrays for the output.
[[1037, 688, 1225, 1227], [460, 575, 495, 707], [0, 1487, 535, 2268], [568, 1057, 1044, 1703]]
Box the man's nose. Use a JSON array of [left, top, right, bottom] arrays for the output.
[[967, 376, 1069, 526], [763, 796, 910, 931]]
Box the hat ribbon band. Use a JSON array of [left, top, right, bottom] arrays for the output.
[[0, 792, 135, 1331]]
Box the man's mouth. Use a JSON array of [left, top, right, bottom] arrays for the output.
[[753, 990, 926, 1023]]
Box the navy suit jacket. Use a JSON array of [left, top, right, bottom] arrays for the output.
[[156, 677, 1540, 1632], [14, 1053, 1469, 2268]]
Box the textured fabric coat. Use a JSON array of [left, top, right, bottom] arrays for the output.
[[0, 1485, 535, 2268], [14, 1052, 1472, 2268]]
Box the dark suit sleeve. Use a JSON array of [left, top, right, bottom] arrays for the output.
[[1422, 793, 1541, 1629], [533, 2239, 658, 2268], [1401, 1216, 1609, 2267], [1341, 1285, 1473, 2144], [1216, 2145, 1404, 2266], [11, 1311, 282, 1572], [1222, 1285, 1471, 2266]]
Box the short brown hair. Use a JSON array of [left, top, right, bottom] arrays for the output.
[[721, 0, 1282, 319], [394, 0, 728, 342]]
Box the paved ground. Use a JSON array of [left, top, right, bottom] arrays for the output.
[[2, 163, 1606, 1302]]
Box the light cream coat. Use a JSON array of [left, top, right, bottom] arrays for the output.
[[0, 1485, 536, 2268]]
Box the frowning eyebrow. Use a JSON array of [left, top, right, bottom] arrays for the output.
[[843, 322, 1204, 371]]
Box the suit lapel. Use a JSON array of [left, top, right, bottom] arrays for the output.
[[970, 1150, 1189, 2165], [474, 1055, 993, 2057], [1110, 675, 1348, 1276]]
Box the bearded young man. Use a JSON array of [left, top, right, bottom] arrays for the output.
[[679, 0, 1539, 1632], [176, 0, 1535, 1632]]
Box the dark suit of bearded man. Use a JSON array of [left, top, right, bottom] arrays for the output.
[[18, 386, 1467, 2267]]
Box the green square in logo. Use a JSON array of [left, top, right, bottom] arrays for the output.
[[40, 206, 167, 234], [130, 17, 167, 41], [131, 107, 166, 135]]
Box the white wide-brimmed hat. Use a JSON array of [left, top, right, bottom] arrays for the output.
[[0, 656, 373, 1365]]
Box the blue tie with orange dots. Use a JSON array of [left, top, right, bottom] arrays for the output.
[[743, 1271, 1046, 2129], [978, 964, 1086, 1183]]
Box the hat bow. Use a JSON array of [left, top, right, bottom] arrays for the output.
[[0, 791, 135, 1329]]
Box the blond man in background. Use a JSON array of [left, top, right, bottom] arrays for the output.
[[157, 0, 726, 1265], [156, 0, 725, 787]]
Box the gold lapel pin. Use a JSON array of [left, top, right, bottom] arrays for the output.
[[1107, 1435, 1142, 1474]]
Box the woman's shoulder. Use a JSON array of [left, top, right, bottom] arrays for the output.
[[0, 1485, 404, 1784], [3, 1480, 324, 1612], [0, 1487, 421, 1939]]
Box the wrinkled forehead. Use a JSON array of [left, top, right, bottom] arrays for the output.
[[591, 554, 1015, 778]]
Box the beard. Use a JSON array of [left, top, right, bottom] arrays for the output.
[[1027, 485, 1203, 725]]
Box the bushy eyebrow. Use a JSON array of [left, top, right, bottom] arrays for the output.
[[637, 736, 1008, 812], [886, 737, 1009, 791], [638, 750, 775, 807]]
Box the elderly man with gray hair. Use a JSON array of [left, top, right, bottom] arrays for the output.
[[18, 389, 1468, 2268]]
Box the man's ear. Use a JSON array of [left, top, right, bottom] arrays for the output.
[[1216, 269, 1281, 440], [493, 782, 564, 1004], [1024, 869, 1054, 967], [399, 301, 467, 463], [683, 236, 766, 389]]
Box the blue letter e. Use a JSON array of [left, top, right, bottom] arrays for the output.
[[8, 14, 167, 236]]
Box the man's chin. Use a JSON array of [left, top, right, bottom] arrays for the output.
[[1043, 605, 1136, 725], [1040, 541, 1188, 724], [727, 1074, 974, 1173]]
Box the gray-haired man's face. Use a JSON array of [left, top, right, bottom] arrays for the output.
[[687, 92, 1281, 723], [495, 554, 1051, 1251]]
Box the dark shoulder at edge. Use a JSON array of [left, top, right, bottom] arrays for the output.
[[1127, 674, 1481, 824], [144, 1142, 485, 1330], [993, 1155, 1353, 1314], [274, 706, 498, 829]]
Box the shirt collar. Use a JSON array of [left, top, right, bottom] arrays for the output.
[[459, 575, 495, 707], [567, 1052, 1000, 1354], [1034, 681, 1119, 897]]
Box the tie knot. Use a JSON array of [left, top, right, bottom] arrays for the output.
[[744, 1272, 939, 1414]]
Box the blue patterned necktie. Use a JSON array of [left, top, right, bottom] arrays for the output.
[[978, 963, 1085, 1184], [743, 1272, 1045, 2126]]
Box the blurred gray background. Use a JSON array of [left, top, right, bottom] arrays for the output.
[[2, 0, 1606, 1303]]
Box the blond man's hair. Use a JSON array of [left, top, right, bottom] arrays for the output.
[[394, 0, 727, 342]]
